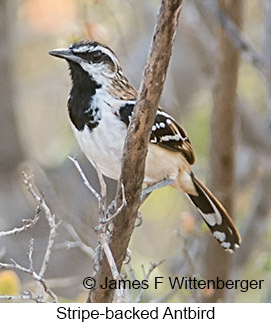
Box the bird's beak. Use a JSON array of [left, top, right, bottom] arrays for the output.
[[49, 48, 81, 64]]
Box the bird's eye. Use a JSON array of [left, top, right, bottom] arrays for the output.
[[90, 50, 103, 63]]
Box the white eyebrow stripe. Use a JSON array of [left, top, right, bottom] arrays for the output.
[[72, 45, 93, 53], [71, 45, 118, 66]]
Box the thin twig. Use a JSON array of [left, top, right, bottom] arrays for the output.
[[136, 260, 165, 303], [62, 221, 95, 259], [21, 172, 59, 302], [0, 207, 40, 238], [104, 184, 127, 224], [93, 162, 107, 216], [98, 234, 125, 302], [127, 263, 138, 281], [0, 259, 58, 302], [22, 172, 60, 275], [0, 291, 43, 303], [69, 157, 126, 300], [27, 239, 34, 271], [39, 217, 60, 278], [68, 156, 101, 201]]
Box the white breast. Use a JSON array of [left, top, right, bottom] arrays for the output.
[[71, 98, 127, 180]]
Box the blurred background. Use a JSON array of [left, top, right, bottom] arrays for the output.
[[0, 0, 270, 302]]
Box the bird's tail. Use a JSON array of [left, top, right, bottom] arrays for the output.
[[185, 173, 241, 253]]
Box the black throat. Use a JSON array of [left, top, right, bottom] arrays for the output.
[[67, 61, 102, 131]]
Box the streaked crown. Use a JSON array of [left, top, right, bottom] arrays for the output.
[[50, 40, 121, 80], [49, 40, 137, 99]]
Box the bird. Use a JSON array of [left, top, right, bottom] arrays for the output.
[[49, 40, 241, 253]]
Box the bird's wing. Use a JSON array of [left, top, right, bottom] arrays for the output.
[[119, 102, 195, 165]]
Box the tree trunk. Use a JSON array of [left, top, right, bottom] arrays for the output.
[[201, 0, 244, 302], [88, 0, 184, 303]]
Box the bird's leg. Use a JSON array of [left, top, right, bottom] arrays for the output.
[[140, 178, 174, 204]]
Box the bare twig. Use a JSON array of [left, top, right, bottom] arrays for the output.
[[69, 156, 127, 300], [0, 291, 42, 303], [68, 156, 101, 201], [0, 207, 40, 238], [62, 221, 95, 259], [105, 184, 127, 224], [127, 262, 138, 281], [94, 164, 127, 302], [27, 239, 34, 271], [22, 172, 60, 276], [0, 258, 58, 302], [136, 260, 165, 303], [0, 172, 61, 303], [98, 234, 125, 302], [93, 162, 107, 216], [21, 172, 60, 302]]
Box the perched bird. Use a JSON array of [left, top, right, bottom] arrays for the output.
[[49, 40, 241, 253]]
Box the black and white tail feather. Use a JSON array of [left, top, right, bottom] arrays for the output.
[[49, 40, 241, 255], [187, 174, 241, 253]]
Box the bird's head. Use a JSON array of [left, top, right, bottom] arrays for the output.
[[49, 40, 121, 86]]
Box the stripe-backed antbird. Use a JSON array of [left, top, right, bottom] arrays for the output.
[[49, 40, 241, 253]]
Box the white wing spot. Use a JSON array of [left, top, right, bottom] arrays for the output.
[[221, 242, 231, 249], [152, 125, 156, 131], [156, 123, 160, 129], [161, 134, 181, 142], [160, 122, 165, 128], [213, 231, 226, 242], [166, 119, 172, 125], [201, 213, 216, 226], [225, 248, 234, 254], [157, 110, 171, 119], [234, 243, 240, 249]]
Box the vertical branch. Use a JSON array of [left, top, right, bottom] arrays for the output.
[[89, 0, 184, 303], [234, 0, 271, 268], [201, 0, 244, 302], [262, 0, 271, 119]]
